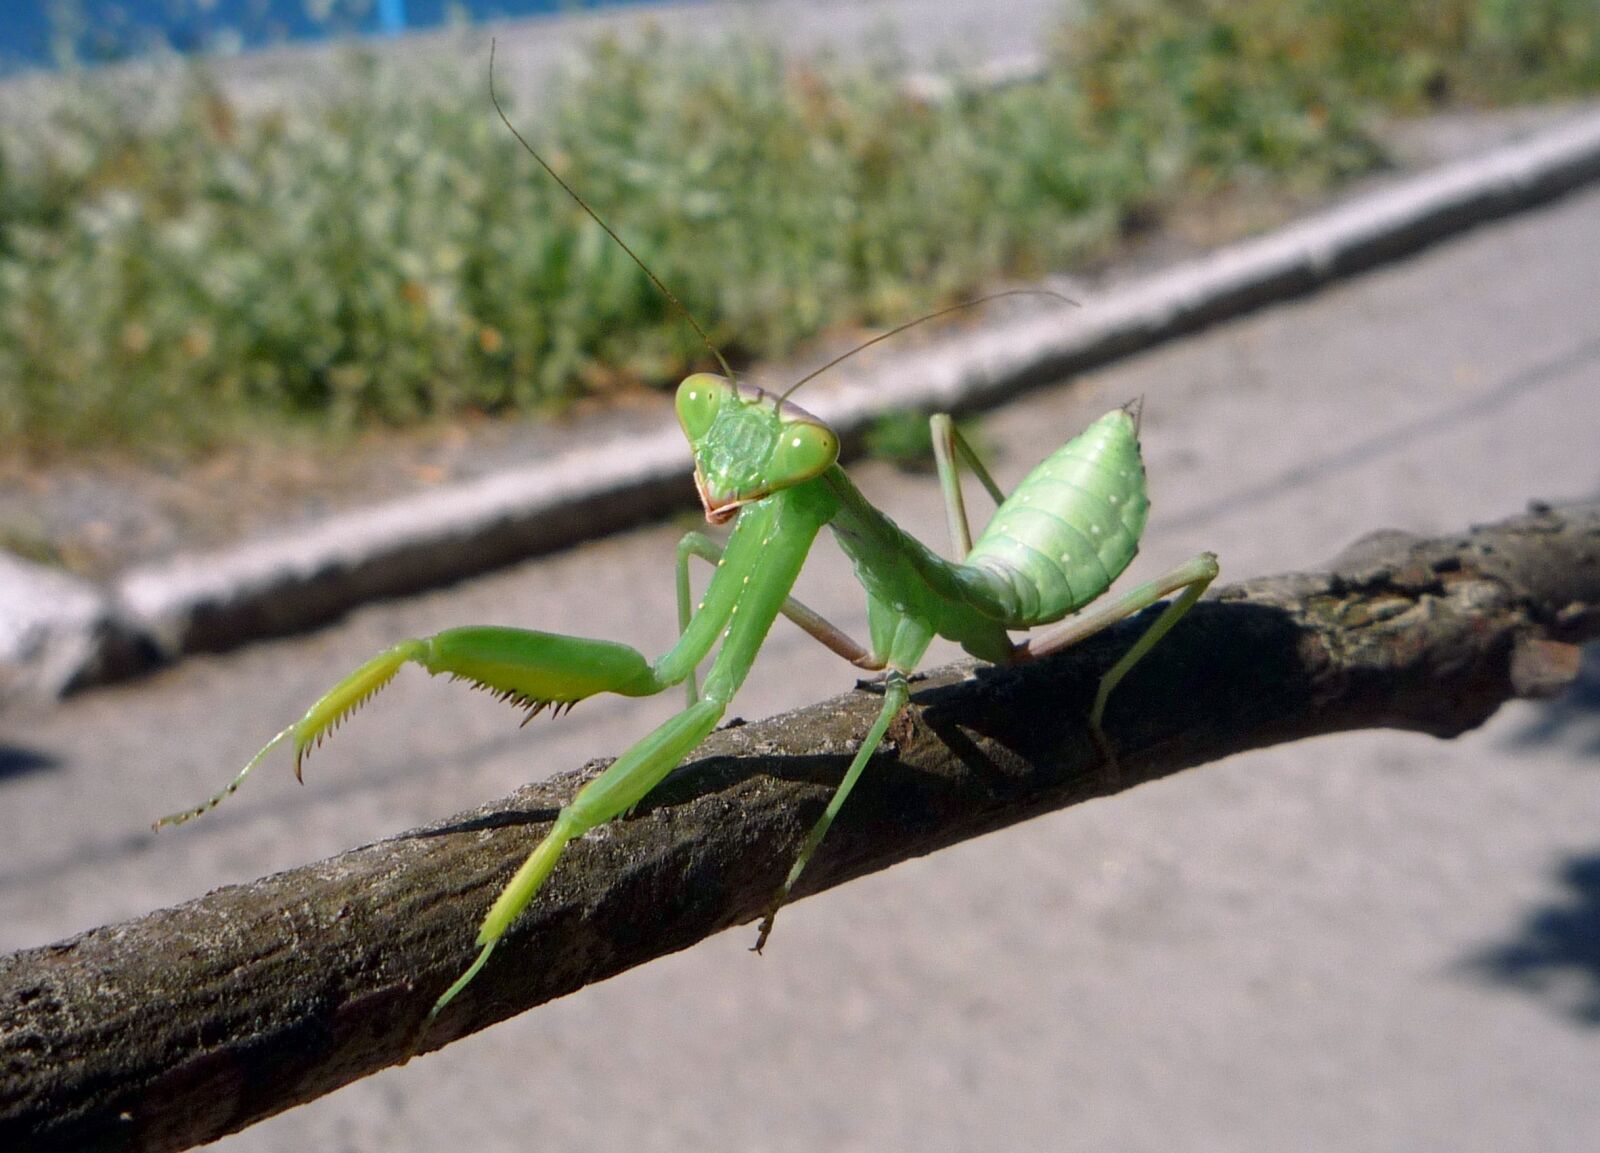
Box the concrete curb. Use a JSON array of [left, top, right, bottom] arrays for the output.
[[6, 105, 1600, 705]]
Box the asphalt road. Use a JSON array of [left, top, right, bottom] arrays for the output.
[[5, 183, 1600, 1151]]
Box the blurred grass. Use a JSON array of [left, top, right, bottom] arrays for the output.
[[1, 0, 1597, 461], [864, 409, 991, 474]]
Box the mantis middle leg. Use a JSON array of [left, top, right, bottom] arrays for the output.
[[753, 597, 935, 951], [752, 668, 910, 953]]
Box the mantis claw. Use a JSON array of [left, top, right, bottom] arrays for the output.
[[153, 723, 295, 829], [425, 938, 499, 1030], [1089, 717, 1122, 791], [752, 906, 779, 954]]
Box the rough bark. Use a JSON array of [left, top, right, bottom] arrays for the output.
[[3, 501, 1597, 1153]]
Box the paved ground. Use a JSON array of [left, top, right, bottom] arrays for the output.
[[4, 183, 1600, 1151]]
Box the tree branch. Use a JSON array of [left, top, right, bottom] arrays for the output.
[[3, 501, 1598, 1153]]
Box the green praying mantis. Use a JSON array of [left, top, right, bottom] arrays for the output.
[[155, 49, 1219, 1028]]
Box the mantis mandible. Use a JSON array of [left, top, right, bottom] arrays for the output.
[[156, 47, 1219, 1028]]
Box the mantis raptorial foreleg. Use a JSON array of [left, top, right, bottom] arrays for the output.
[[154, 627, 662, 828], [429, 693, 727, 1022], [676, 531, 880, 707]]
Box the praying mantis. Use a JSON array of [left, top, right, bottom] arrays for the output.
[[155, 49, 1220, 1028]]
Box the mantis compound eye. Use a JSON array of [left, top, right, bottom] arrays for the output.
[[675, 373, 732, 441], [767, 419, 839, 486]]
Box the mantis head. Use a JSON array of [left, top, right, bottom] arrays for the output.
[[675, 373, 840, 524]]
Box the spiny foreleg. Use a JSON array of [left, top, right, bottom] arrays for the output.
[[154, 626, 664, 829], [677, 531, 880, 707], [426, 694, 729, 1025]]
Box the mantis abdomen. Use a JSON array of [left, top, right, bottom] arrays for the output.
[[964, 406, 1149, 626]]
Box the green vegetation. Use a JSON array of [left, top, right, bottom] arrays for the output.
[[1074, 0, 1599, 117], [2, 0, 1596, 459], [864, 409, 989, 474]]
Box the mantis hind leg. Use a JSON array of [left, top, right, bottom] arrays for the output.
[[930, 414, 1007, 559], [754, 669, 911, 953], [154, 625, 664, 829], [1019, 552, 1220, 767]]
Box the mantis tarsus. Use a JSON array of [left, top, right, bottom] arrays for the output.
[[155, 46, 1220, 1029]]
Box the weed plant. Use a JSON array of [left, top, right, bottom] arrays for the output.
[[1, 0, 1595, 459]]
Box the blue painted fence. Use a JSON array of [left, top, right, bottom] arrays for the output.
[[1, 1, 660, 72]]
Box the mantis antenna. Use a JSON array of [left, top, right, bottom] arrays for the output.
[[487, 39, 737, 383], [777, 288, 1076, 402]]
